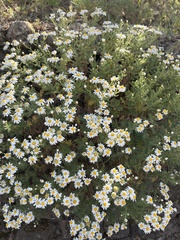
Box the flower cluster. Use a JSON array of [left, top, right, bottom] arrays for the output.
[[0, 7, 179, 239], [94, 164, 136, 211], [138, 182, 176, 234], [134, 117, 150, 133]]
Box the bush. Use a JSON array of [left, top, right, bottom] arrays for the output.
[[72, 0, 180, 34], [0, 7, 180, 239]]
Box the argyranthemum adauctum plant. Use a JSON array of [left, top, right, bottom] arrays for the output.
[[0, 7, 180, 239]]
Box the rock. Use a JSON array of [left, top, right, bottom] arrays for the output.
[[0, 51, 5, 62], [141, 231, 163, 240], [159, 35, 180, 55], [0, 28, 5, 62], [58, 219, 71, 240], [132, 220, 163, 240], [162, 216, 180, 239], [156, 237, 166, 240], [14, 229, 49, 240], [14, 219, 52, 240], [0, 214, 10, 238], [6, 21, 35, 42], [13, 218, 72, 240], [109, 225, 130, 240]]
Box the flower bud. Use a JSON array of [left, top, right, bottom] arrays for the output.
[[113, 186, 119, 193], [111, 192, 117, 199]]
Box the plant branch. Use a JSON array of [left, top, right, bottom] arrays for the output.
[[0, 0, 7, 10]]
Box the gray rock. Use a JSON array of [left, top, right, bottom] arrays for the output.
[[14, 219, 50, 240], [161, 216, 180, 239], [13, 218, 72, 240], [0, 215, 10, 240], [58, 219, 71, 240], [0, 28, 6, 62], [6, 21, 35, 42], [0, 51, 5, 62], [110, 226, 130, 239]]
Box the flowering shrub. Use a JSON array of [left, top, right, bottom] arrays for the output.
[[0, 7, 180, 239]]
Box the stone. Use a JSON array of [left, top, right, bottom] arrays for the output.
[[13, 218, 72, 240], [14, 219, 48, 240], [6, 21, 35, 42], [0, 50, 5, 62], [0, 214, 10, 238], [0, 28, 6, 62], [58, 219, 71, 240], [110, 226, 130, 239], [162, 217, 180, 239]]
